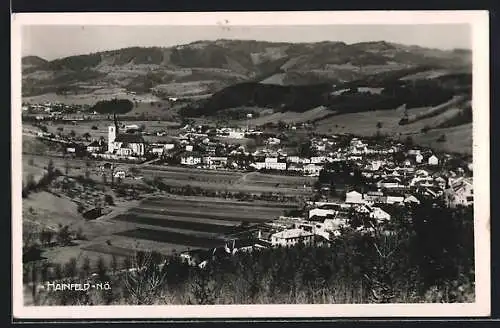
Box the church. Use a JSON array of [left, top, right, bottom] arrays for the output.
[[108, 114, 145, 157]]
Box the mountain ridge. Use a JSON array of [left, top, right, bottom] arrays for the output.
[[22, 39, 471, 98]]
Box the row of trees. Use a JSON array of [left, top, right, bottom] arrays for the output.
[[146, 177, 303, 203]]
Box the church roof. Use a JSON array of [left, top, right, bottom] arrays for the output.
[[115, 133, 145, 143]]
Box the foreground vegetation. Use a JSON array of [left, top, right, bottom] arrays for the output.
[[24, 201, 474, 305]]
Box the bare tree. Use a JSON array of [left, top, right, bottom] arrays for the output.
[[122, 251, 168, 305]]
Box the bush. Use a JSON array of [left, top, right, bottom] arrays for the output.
[[104, 194, 115, 206], [437, 134, 447, 142]]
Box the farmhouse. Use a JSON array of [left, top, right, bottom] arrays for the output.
[[270, 228, 314, 247]]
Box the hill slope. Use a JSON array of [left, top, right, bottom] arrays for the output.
[[22, 40, 471, 98]]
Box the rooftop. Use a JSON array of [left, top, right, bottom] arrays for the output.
[[114, 133, 145, 143], [272, 228, 314, 239]]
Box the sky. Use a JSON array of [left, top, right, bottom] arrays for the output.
[[21, 24, 471, 60]]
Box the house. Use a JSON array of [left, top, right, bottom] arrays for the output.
[[253, 157, 287, 171], [181, 152, 202, 166], [428, 155, 439, 166], [415, 153, 424, 164], [270, 228, 314, 247], [309, 208, 336, 219], [311, 156, 327, 164], [445, 177, 473, 208], [369, 207, 391, 222], [363, 191, 385, 205], [345, 190, 364, 204], [404, 195, 421, 205], [86, 140, 105, 153], [385, 194, 405, 204], [266, 137, 281, 145], [114, 171, 126, 179], [180, 249, 211, 267], [287, 163, 304, 173], [202, 156, 228, 169], [287, 156, 300, 163], [303, 163, 322, 176]]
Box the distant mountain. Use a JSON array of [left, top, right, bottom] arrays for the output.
[[22, 56, 48, 69], [22, 39, 471, 98]]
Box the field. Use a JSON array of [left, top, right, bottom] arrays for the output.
[[142, 166, 315, 195], [81, 194, 294, 257], [243, 106, 336, 126], [23, 91, 161, 107], [312, 105, 472, 154]]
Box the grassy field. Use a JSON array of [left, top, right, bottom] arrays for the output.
[[23, 91, 161, 107], [241, 106, 336, 126], [312, 105, 472, 154]]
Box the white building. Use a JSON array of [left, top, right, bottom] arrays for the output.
[[345, 191, 364, 204], [303, 163, 322, 176], [309, 208, 336, 219], [415, 153, 424, 164], [445, 177, 473, 208], [181, 153, 202, 166], [311, 156, 327, 164], [202, 156, 228, 169], [369, 207, 391, 222], [386, 195, 405, 204], [428, 155, 439, 166], [270, 228, 314, 247]]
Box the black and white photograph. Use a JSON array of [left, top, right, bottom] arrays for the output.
[[11, 11, 490, 319]]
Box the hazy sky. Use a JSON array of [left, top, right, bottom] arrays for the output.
[[22, 24, 471, 60]]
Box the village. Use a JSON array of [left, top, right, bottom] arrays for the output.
[[23, 101, 474, 270]]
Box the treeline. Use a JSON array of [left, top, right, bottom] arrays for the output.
[[27, 202, 474, 305], [329, 80, 455, 114], [90, 99, 134, 114], [145, 177, 303, 203], [435, 105, 472, 129], [186, 82, 333, 117], [181, 70, 470, 118], [22, 161, 62, 198]]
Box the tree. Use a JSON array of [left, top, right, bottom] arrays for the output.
[[64, 161, 70, 175], [81, 257, 91, 278], [104, 194, 115, 206], [83, 132, 91, 141], [376, 121, 383, 129], [56, 225, 72, 246], [69, 130, 76, 138], [47, 159, 55, 177], [122, 251, 168, 305], [437, 134, 447, 143], [64, 257, 78, 278]]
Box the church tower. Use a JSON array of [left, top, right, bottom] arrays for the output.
[[108, 113, 119, 153]]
